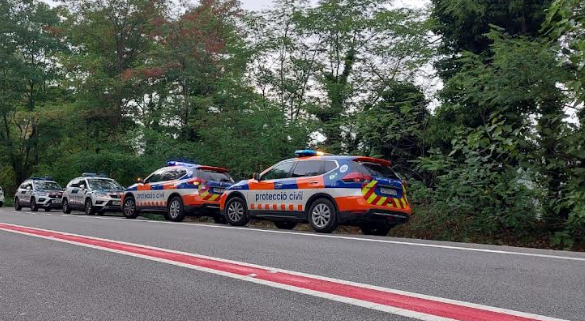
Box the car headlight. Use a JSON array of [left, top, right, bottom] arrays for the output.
[[94, 192, 108, 198]]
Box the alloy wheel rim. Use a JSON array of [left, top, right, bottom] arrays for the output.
[[169, 200, 181, 218], [312, 204, 331, 228], [227, 201, 244, 222], [124, 200, 135, 216]]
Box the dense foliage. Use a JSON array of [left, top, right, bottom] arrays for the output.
[[1, 0, 584, 249]]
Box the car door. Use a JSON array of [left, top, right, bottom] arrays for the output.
[[247, 160, 295, 214], [25, 182, 34, 205], [136, 168, 170, 209], [18, 182, 30, 205], [71, 179, 86, 209], [289, 160, 327, 212]]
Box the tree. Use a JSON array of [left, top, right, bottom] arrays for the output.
[[0, 0, 66, 187]]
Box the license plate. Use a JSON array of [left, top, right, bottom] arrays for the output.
[[213, 188, 226, 194], [112, 201, 121, 206], [380, 187, 398, 196]]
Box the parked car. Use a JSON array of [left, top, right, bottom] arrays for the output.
[[14, 177, 63, 212], [122, 161, 234, 222], [0, 186, 4, 207], [220, 150, 411, 235], [62, 173, 124, 215]]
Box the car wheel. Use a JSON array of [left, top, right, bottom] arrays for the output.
[[62, 199, 72, 214], [85, 199, 95, 215], [167, 196, 185, 222], [14, 198, 22, 211], [212, 215, 227, 224], [225, 197, 249, 226], [30, 198, 39, 212], [360, 224, 393, 236], [308, 198, 338, 233], [122, 196, 139, 219], [274, 221, 297, 229], [0, 202, 3, 208]]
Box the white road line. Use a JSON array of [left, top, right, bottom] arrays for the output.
[[2, 209, 585, 262], [0, 223, 569, 321]]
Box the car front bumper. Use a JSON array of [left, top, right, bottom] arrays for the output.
[[36, 197, 63, 208]]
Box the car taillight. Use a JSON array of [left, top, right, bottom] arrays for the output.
[[341, 172, 372, 183], [187, 178, 201, 186]]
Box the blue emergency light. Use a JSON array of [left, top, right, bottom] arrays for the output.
[[167, 160, 198, 167], [82, 172, 108, 178], [295, 150, 326, 157], [30, 176, 54, 181]]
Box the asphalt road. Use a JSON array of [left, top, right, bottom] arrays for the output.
[[0, 207, 583, 321]]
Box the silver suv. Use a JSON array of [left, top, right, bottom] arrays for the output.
[[62, 174, 124, 215], [0, 186, 5, 207], [14, 178, 63, 212]]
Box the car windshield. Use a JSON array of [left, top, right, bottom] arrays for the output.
[[196, 170, 234, 183], [87, 179, 123, 191], [354, 162, 400, 180], [35, 181, 62, 191]]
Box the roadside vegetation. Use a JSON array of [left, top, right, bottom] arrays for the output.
[[1, 0, 584, 249]]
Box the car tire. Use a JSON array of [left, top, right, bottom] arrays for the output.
[[274, 221, 297, 229], [122, 196, 139, 219], [167, 196, 185, 222], [30, 198, 39, 212], [0, 202, 3, 208], [308, 198, 338, 233], [62, 199, 72, 214], [225, 197, 249, 226], [14, 198, 22, 211], [212, 215, 227, 224], [360, 224, 393, 236], [85, 198, 95, 215]]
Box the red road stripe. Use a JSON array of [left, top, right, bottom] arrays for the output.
[[0, 223, 560, 321]]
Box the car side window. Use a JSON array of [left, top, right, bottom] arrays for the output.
[[70, 179, 81, 188], [291, 160, 324, 178], [145, 169, 166, 184], [261, 161, 294, 180], [163, 168, 187, 181], [324, 161, 337, 173]]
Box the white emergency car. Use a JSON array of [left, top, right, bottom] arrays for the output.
[[62, 174, 124, 215], [14, 178, 63, 212]]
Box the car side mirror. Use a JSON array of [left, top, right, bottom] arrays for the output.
[[252, 173, 260, 181], [136, 177, 143, 184]]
